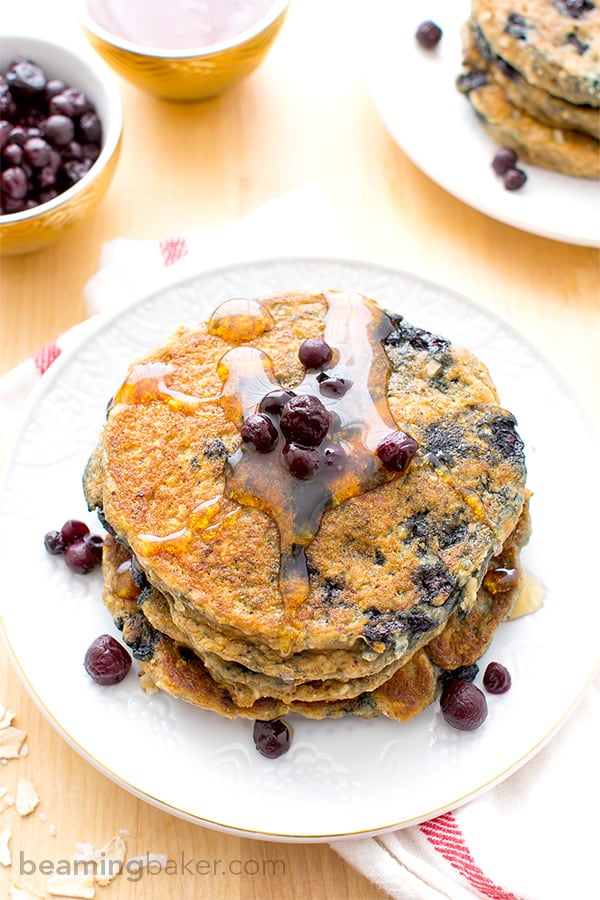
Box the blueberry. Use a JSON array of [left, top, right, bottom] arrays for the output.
[[23, 136, 50, 168], [60, 158, 92, 186], [282, 442, 322, 478], [416, 20, 443, 49], [317, 374, 352, 398], [81, 142, 100, 162], [83, 533, 104, 565], [65, 540, 101, 574], [322, 442, 347, 472], [8, 126, 28, 146], [456, 70, 489, 94], [45, 79, 66, 101], [44, 530, 66, 555], [440, 664, 479, 684], [130, 555, 149, 590], [0, 120, 12, 149], [376, 431, 418, 472], [492, 146, 518, 174], [43, 114, 75, 147], [257, 389, 295, 416], [61, 88, 90, 115], [2, 142, 23, 166], [64, 140, 83, 161], [240, 413, 278, 452], [253, 719, 291, 758], [483, 661, 512, 694], [503, 167, 527, 190], [61, 519, 90, 545], [280, 394, 331, 447], [440, 680, 488, 730], [563, 0, 594, 18], [6, 60, 46, 101], [84, 634, 131, 685], [0, 166, 28, 199], [48, 93, 76, 117], [298, 338, 332, 369], [78, 112, 101, 143]]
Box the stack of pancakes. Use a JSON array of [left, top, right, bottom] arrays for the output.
[[84, 290, 530, 722], [457, 0, 600, 177]]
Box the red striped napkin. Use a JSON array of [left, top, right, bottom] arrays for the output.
[[334, 676, 598, 899]]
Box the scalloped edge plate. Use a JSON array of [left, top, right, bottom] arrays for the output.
[[0, 256, 598, 840]]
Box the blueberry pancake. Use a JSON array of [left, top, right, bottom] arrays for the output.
[[103, 534, 439, 721], [458, 77, 600, 175], [102, 530, 527, 720], [463, 18, 600, 139], [84, 289, 529, 721], [471, 0, 600, 107]]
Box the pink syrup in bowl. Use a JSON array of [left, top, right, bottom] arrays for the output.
[[85, 0, 285, 52]]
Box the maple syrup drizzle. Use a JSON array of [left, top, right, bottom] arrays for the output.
[[114, 361, 215, 411], [207, 297, 274, 345], [217, 291, 405, 612], [137, 495, 240, 558], [508, 571, 546, 620]]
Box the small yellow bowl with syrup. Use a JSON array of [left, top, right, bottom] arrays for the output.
[[77, 0, 290, 102]]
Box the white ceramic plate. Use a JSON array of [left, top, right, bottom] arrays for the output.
[[364, 0, 600, 247], [1, 257, 598, 841]]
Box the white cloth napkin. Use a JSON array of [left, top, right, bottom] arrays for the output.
[[1, 187, 598, 900]]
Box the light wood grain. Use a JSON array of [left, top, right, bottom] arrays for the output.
[[0, 1, 598, 897]]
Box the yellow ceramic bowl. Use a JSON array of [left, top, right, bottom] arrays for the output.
[[0, 35, 123, 256], [77, 0, 290, 102]]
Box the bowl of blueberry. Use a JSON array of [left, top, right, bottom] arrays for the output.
[[0, 34, 122, 255]]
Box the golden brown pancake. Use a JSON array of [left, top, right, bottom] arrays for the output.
[[84, 289, 530, 722]]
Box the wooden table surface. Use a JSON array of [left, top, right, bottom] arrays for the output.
[[1, 1, 598, 898]]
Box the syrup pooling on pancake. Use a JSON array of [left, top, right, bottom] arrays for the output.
[[216, 290, 419, 611], [114, 360, 216, 411], [208, 296, 275, 344]]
